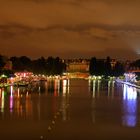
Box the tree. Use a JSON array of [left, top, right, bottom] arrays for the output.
[[10, 56, 32, 72], [104, 56, 112, 76], [113, 62, 125, 77], [89, 57, 97, 75], [0, 55, 5, 69], [89, 57, 105, 76], [130, 59, 140, 68]]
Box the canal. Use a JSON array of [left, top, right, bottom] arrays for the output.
[[0, 79, 140, 140]]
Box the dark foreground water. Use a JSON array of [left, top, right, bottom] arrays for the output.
[[0, 79, 140, 140]]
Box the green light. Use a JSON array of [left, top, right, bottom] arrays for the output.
[[1, 74, 7, 78]]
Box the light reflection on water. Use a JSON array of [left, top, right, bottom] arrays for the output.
[[89, 79, 116, 98], [0, 79, 70, 121], [122, 84, 138, 127], [0, 79, 140, 128], [0, 88, 5, 113], [89, 79, 140, 127]]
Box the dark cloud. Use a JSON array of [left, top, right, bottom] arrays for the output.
[[0, 24, 34, 39], [0, 0, 140, 59], [1, 23, 140, 40]]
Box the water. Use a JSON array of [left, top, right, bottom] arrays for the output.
[[0, 79, 140, 140]]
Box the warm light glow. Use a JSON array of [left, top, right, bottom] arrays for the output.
[[67, 79, 70, 94], [17, 88, 20, 98], [63, 79, 67, 96], [26, 91, 29, 98], [57, 79, 60, 94], [97, 80, 100, 97], [1, 89, 5, 112], [54, 80, 57, 97], [0, 88, 2, 98], [23, 73, 26, 77], [92, 80, 96, 98], [1, 74, 7, 78], [38, 86, 41, 94], [10, 77, 14, 84]]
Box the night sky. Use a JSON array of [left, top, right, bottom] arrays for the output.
[[0, 0, 140, 60]]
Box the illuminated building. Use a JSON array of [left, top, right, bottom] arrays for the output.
[[66, 59, 89, 72], [15, 71, 33, 78]]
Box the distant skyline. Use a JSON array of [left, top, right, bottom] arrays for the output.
[[0, 0, 140, 60]]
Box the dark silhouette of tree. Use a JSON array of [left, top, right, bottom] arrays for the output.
[[104, 56, 112, 76], [0, 69, 14, 77], [89, 56, 125, 77], [0, 55, 5, 69], [20, 56, 31, 70], [10, 56, 31, 71], [113, 62, 125, 77], [89, 57, 105, 76], [32, 57, 47, 74], [0, 55, 13, 76], [30, 56, 66, 75], [10, 57, 22, 71], [135, 59, 140, 67], [46, 56, 54, 75], [54, 57, 66, 75], [97, 60, 105, 76], [130, 59, 140, 68], [89, 57, 97, 75], [46, 57, 66, 75]]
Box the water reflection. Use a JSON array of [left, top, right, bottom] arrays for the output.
[[47, 79, 63, 95], [61, 79, 70, 121], [46, 79, 70, 121], [122, 84, 138, 127], [0, 88, 5, 113], [89, 79, 115, 98], [91, 95, 96, 124], [0, 84, 40, 120], [0, 79, 71, 122], [1, 79, 140, 129], [108, 81, 115, 99], [10, 86, 14, 113]]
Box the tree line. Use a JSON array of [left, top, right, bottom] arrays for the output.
[[0, 55, 66, 76], [130, 59, 140, 69], [89, 56, 140, 77], [10, 56, 66, 75], [0, 54, 140, 77], [89, 56, 125, 77]]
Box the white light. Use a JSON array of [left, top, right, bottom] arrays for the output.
[[92, 80, 95, 98], [63, 79, 67, 87], [123, 85, 137, 127], [123, 85, 137, 100], [10, 86, 13, 97], [63, 80, 67, 96]]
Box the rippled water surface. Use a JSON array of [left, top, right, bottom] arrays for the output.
[[0, 79, 140, 140]]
